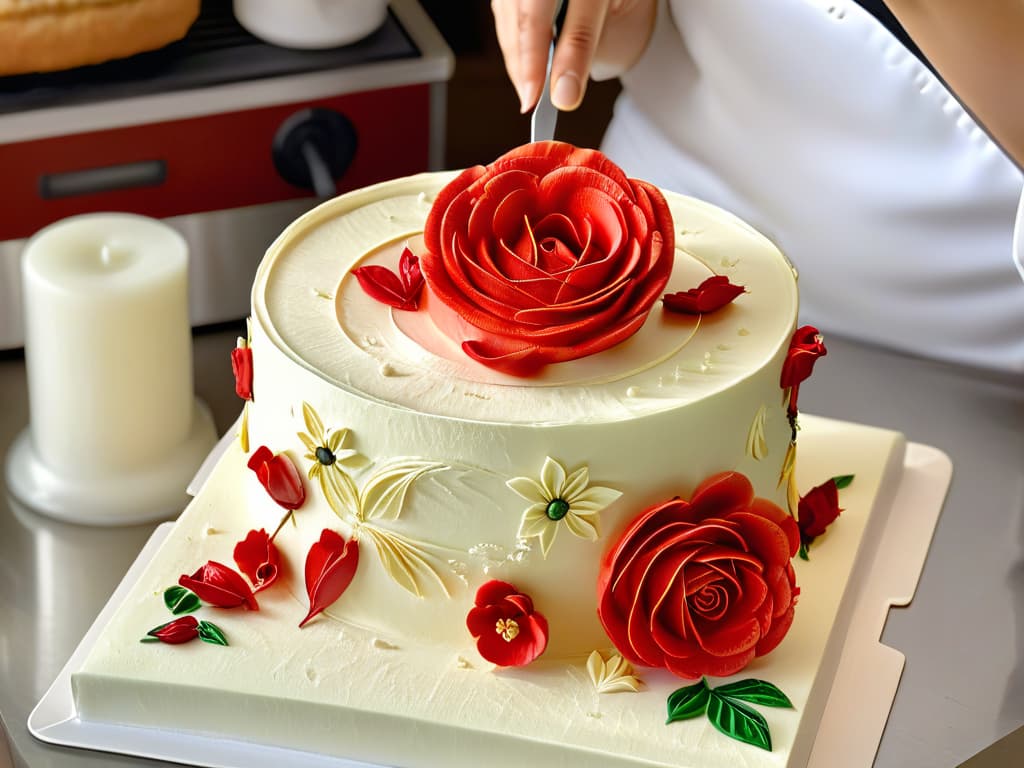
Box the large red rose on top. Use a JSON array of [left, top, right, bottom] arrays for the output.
[[421, 141, 674, 376], [597, 472, 800, 680]]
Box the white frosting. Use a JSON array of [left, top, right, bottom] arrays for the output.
[[72, 171, 904, 767], [72, 417, 906, 768], [241, 172, 800, 656]]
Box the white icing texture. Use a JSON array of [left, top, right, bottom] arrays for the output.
[[72, 418, 907, 768], [70, 168, 908, 768], [242, 172, 800, 657]]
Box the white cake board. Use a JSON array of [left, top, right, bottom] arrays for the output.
[[28, 429, 950, 768]]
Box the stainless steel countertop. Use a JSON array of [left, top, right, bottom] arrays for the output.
[[1, 327, 1022, 768]]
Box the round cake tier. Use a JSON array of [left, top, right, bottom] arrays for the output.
[[246, 172, 799, 658]]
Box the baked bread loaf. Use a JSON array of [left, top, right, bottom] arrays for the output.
[[0, 0, 200, 75]]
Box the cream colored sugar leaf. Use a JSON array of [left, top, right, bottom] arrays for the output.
[[302, 401, 325, 442], [359, 523, 452, 598], [779, 440, 799, 515], [318, 465, 361, 524], [239, 402, 250, 453], [586, 650, 642, 694], [359, 459, 448, 522], [747, 403, 769, 460]]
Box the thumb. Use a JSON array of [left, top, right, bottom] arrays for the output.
[[550, 0, 611, 110]]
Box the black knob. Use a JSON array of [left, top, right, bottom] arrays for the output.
[[272, 108, 357, 198]]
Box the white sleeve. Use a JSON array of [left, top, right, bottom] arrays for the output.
[[603, 0, 1024, 373]]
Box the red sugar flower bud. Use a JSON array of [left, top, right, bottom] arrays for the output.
[[179, 561, 258, 610], [797, 478, 843, 545], [145, 615, 200, 645], [231, 344, 253, 400], [233, 528, 280, 592], [354, 247, 424, 311], [780, 325, 827, 417], [247, 446, 305, 510]]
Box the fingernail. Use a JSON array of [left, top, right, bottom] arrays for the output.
[[552, 71, 581, 110], [517, 81, 536, 114]]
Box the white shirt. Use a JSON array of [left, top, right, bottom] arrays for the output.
[[602, 0, 1024, 372]]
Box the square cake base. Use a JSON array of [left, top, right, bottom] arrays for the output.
[[32, 415, 949, 768]]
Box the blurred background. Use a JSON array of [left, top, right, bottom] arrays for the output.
[[420, 0, 619, 167], [0, 0, 925, 350], [1, 6, 1021, 768], [0, 0, 620, 351]]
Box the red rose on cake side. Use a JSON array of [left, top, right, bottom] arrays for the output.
[[597, 472, 800, 679], [419, 141, 674, 376]]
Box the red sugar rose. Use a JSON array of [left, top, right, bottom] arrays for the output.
[[597, 472, 800, 679], [466, 580, 549, 667], [420, 141, 674, 376]]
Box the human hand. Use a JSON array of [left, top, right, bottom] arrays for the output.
[[491, 0, 656, 113]]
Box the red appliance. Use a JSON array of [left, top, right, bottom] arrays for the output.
[[0, 0, 453, 349]]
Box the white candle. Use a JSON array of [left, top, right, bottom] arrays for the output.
[[8, 213, 217, 524]]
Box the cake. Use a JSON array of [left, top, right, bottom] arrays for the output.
[[68, 142, 904, 766]]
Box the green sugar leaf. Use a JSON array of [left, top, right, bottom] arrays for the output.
[[666, 678, 711, 724], [832, 474, 855, 490], [197, 621, 229, 646], [714, 679, 794, 708], [707, 691, 772, 751], [164, 586, 201, 615]]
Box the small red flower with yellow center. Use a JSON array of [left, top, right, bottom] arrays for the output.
[[467, 580, 548, 667]]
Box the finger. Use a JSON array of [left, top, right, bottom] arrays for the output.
[[551, 0, 611, 110], [511, 0, 560, 113], [492, 1, 525, 105]]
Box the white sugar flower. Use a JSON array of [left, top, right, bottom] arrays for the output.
[[507, 457, 622, 558], [297, 402, 367, 481]]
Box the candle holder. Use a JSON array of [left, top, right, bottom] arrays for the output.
[[4, 213, 217, 525]]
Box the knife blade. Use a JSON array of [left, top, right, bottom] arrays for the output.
[[530, 1, 564, 143]]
